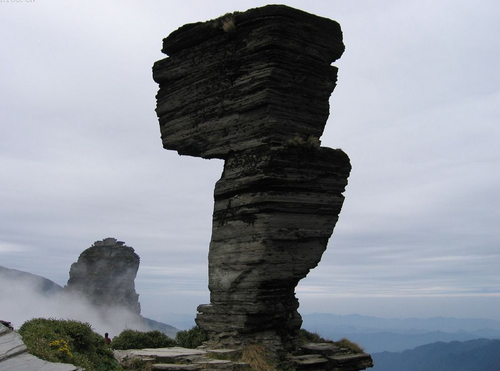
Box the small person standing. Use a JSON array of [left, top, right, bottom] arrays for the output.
[[104, 333, 111, 344]]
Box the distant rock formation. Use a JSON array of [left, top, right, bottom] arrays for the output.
[[65, 237, 141, 314], [153, 5, 352, 353]]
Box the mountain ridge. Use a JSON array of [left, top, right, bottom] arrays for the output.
[[0, 265, 63, 295], [302, 313, 500, 353], [371, 338, 500, 371], [303, 312, 500, 332]]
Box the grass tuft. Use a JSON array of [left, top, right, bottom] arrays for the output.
[[221, 15, 236, 33], [299, 329, 364, 354], [240, 344, 275, 371], [299, 329, 331, 344], [335, 338, 364, 354]]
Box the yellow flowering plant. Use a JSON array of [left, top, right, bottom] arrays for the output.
[[49, 339, 73, 360]]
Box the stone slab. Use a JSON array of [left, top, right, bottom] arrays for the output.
[[290, 353, 329, 365], [302, 342, 343, 356], [153, 364, 200, 370], [129, 346, 207, 358], [328, 353, 374, 370], [0, 326, 27, 361]]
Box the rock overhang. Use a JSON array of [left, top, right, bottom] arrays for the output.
[[153, 4, 345, 159]]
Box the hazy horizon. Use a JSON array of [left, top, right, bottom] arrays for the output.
[[2, 263, 500, 328], [3, 263, 500, 335]]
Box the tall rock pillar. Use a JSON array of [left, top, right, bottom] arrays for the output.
[[153, 5, 350, 351], [65, 238, 141, 315]]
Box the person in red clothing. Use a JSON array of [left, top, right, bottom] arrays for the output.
[[104, 333, 111, 344], [0, 320, 14, 330]]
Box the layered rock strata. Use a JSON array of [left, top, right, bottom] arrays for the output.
[[154, 5, 344, 159], [65, 237, 141, 314], [153, 5, 350, 351]]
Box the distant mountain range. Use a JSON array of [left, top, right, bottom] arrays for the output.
[[302, 313, 500, 333], [371, 338, 500, 371], [302, 313, 500, 353]]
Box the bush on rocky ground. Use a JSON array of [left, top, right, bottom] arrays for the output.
[[19, 318, 118, 371], [175, 325, 208, 349], [111, 329, 176, 350]]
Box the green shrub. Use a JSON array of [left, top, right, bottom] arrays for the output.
[[120, 358, 152, 371], [175, 325, 208, 349], [111, 329, 175, 350], [18, 318, 118, 371]]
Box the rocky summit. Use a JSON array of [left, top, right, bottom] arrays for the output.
[[65, 237, 141, 314], [153, 4, 353, 355]]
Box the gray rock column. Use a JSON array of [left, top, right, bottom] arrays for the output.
[[65, 238, 141, 315], [153, 5, 350, 351]]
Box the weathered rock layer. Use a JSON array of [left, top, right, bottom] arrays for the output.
[[198, 145, 350, 349], [153, 4, 351, 352]]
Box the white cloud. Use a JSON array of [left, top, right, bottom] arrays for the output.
[[0, 274, 149, 336], [0, 241, 31, 254]]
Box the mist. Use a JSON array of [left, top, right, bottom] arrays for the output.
[[0, 273, 150, 338]]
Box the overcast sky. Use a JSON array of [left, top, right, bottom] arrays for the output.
[[1, 0, 499, 325]]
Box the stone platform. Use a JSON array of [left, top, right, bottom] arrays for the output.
[[113, 343, 373, 371]]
